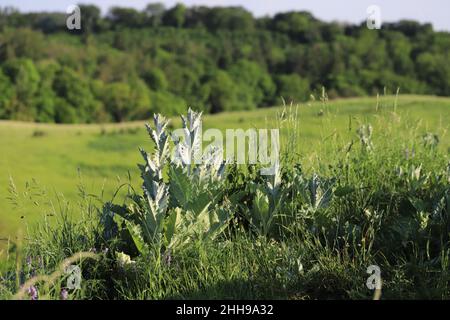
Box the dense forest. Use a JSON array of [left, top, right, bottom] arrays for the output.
[[0, 3, 449, 123]]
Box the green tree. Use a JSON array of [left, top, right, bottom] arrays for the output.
[[385, 31, 414, 74], [205, 70, 238, 113], [163, 3, 186, 28], [416, 52, 450, 95], [151, 90, 186, 115], [108, 7, 145, 28], [144, 3, 166, 27], [275, 74, 310, 103], [203, 7, 254, 31], [34, 60, 59, 122], [0, 70, 15, 119], [128, 78, 152, 120], [55, 97, 78, 123], [2, 58, 40, 120], [271, 12, 322, 43], [229, 59, 276, 106], [0, 28, 45, 61], [142, 68, 168, 91], [78, 4, 101, 32], [53, 67, 97, 123], [102, 82, 131, 122]]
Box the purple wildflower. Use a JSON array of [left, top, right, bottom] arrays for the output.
[[163, 250, 172, 267], [60, 288, 69, 300], [27, 285, 38, 300]]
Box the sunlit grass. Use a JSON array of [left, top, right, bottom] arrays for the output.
[[0, 94, 448, 247]]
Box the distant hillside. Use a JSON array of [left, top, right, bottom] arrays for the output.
[[0, 4, 449, 123]]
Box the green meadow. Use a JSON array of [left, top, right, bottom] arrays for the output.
[[0, 94, 449, 248]]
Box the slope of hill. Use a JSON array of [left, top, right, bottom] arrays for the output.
[[0, 95, 449, 246]]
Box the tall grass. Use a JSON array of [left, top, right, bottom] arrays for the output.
[[1, 96, 449, 300]]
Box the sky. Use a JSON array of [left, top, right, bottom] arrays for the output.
[[1, 0, 449, 31]]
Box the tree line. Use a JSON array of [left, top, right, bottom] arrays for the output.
[[0, 3, 449, 123]]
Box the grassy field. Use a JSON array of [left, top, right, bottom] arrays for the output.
[[1, 94, 449, 300], [0, 94, 449, 248]]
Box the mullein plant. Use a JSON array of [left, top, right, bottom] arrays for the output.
[[243, 161, 284, 237], [242, 162, 337, 238], [397, 160, 450, 249], [357, 124, 373, 153], [101, 109, 233, 258], [241, 103, 336, 238]]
